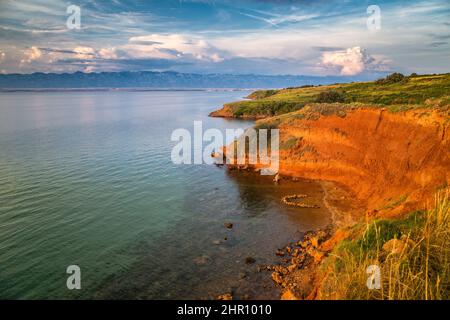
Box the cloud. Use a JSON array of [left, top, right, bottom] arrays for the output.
[[73, 47, 97, 59], [430, 41, 447, 47], [21, 46, 42, 64], [98, 48, 118, 59], [313, 46, 345, 52], [0, 50, 5, 62], [126, 34, 225, 62], [321, 47, 378, 76]]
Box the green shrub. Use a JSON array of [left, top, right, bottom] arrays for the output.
[[376, 72, 407, 84], [315, 90, 346, 103]]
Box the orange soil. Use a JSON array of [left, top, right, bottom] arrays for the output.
[[218, 107, 450, 299], [271, 107, 449, 299]]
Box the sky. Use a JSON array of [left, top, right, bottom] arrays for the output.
[[0, 0, 449, 76]]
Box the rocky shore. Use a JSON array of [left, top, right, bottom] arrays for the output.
[[261, 229, 332, 299]]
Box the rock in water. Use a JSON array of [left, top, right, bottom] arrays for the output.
[[245, 256, 256, 264], [193, 255, 212, 266], [224, 222, 233, 229]]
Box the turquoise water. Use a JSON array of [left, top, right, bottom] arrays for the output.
[[0, 91, 331, 299]]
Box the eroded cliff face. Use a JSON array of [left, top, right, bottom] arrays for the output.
[[275, 108, 450, 217], [217, 106, 450, 299]]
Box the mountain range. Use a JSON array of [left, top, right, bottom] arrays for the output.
[[0, 71, 382, 89]]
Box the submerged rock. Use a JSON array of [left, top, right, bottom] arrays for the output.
[[245, 256, 256, 264], [193, 255, 212, 266], [224, 222, 233, 229]]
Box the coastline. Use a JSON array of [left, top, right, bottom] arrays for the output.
[[209, 82, 450, 299]]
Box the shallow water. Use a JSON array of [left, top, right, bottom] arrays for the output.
[[0, 90, 331, 299]]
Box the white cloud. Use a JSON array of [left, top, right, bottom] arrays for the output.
[[0, 50, 5, 62], [125, 34, 224, 62], [321, 47, 373, 75], [73, 47, 96, 59], [98, 47, 118, 59], [21, 46, 42, 64]]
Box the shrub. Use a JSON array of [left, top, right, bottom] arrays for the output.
[[247, 89, 278, 99], [315, 90, 346, 103], [376, 72, 407, 84]]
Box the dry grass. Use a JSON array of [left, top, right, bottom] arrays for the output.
[[319, 189, 450, 300]]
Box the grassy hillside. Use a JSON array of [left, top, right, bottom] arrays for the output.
[[319, 190, 449, 300], [222, 73, 450, 118]]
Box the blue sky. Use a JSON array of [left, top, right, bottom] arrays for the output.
[[0, 0, 449, 76]]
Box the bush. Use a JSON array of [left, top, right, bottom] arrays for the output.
[[247, 89, 278, 99], [376, 72, 407, 84], [315, 90, 346, 103]]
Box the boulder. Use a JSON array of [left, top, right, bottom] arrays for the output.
[[245, 256, 256, 264], [271, 272, 283, 285], [217, 293, 233, 300], [281, 289, 299, 300]]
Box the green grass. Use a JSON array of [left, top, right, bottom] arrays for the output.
[[380, 195, 408, 210], [280, 136, 300, 150], [337, 209, 424, 261], [223, 73, 450, 118]]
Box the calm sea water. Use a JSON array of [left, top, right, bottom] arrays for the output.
[[0, 90, 331, 299]]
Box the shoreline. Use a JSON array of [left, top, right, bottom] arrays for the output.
[[209, 85, 450, 299]]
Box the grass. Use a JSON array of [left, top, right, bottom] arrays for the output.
[[319, 190, 450, 300], [280, 136, 300, 150], [380, 195, 408, 210], [223, 73, 450, 118]]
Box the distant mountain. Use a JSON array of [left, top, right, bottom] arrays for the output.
[[0, 71, 380, 89]]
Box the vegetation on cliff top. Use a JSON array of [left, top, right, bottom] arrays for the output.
[[220, 73, 450, 118]]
